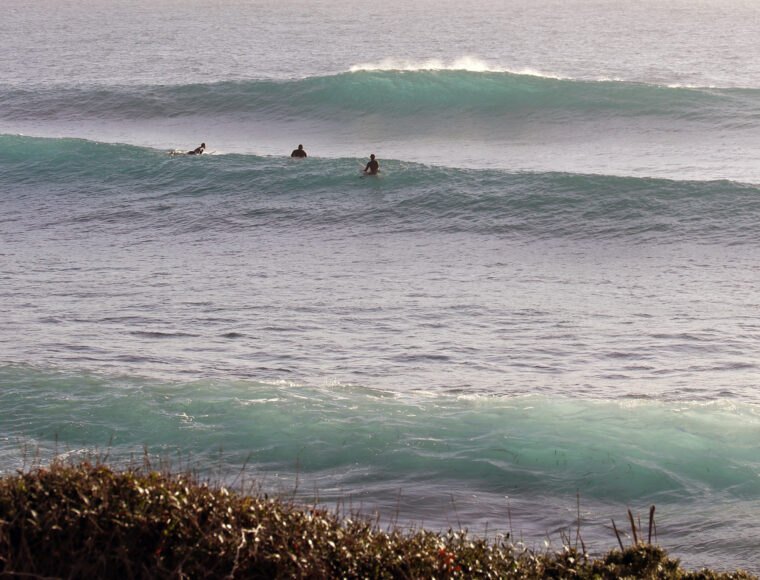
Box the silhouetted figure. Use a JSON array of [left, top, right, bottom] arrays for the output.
[[363, 153, 379, 175], [291, 144, 307, 158], [188, 143, 206, 155]]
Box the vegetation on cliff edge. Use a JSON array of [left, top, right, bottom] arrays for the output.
[[0, 461, 754, 579]]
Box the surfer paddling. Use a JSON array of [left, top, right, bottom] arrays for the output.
[[363, 153, 379, 175], [170, 142, 206, 156], [290, 144, 307, 158]]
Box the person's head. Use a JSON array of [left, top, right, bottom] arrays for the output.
[[201, 143, 206, 148], [370, 154, 375, 160], [298, 144, 303, 150]]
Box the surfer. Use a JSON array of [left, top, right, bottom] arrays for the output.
[[187, 143, 206, 155], [363, 154, 379, 175], [290, 144, 307, 158]]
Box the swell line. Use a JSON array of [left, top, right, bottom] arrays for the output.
[[1, 71, 755, 123], [3, 134, 760, 244]]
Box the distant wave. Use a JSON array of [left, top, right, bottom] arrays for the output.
[[345, 58, 729, 89], [3, 134, 760, 244], [1, 70, 755, 124]]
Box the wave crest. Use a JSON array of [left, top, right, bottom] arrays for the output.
[[348, 56, 564, 79]]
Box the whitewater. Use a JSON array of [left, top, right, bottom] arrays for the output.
[[3, 0, 760, 573]]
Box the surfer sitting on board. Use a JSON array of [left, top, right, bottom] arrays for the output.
[[188, 143, 206, 155], [363, 154, 379, 175], [290, 144, 307, 158]]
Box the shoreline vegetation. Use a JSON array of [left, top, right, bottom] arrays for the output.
[[0, 461, 754, 579]]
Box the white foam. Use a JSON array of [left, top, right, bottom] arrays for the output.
[[348, 57, 565, 79]]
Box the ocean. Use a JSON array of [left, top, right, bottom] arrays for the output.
[[3, 0, 760, 572]]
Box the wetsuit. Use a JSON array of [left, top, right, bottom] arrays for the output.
[[291, 148, 307, 158]]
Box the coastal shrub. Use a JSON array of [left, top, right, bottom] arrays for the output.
[[0, 461, 754, 579]]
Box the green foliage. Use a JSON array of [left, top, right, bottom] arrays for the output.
[[0, 462, 754, 579]]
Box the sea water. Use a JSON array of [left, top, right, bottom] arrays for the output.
[[2, 0, 760, 572]]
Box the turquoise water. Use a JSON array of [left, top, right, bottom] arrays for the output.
[[3, 0, 760, 572], [3, 365, 760, 569]]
